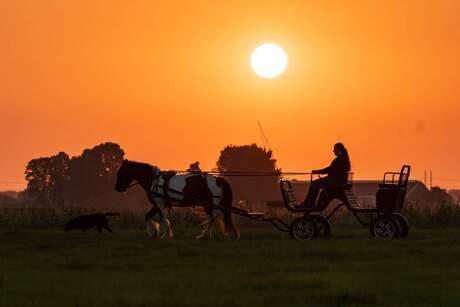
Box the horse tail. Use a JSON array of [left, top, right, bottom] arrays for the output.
[[216, 177, 239, 239]]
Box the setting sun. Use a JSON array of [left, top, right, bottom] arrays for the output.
[[2, 2, 460, 305], [250, 43, 288, 79]]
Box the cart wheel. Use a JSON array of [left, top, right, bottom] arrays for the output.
[[391, 213, 409, 238], [311, 213, 331, 237], [290, 217, 319, 240], [371, 215, 401, 239]]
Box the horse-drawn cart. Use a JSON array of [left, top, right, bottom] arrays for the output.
[[278, 165, 411, 240], [116, 159, 411, 240], [217, 165, 411, 240]]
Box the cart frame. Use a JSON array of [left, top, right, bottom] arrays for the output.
[[280, 165, 411, 239]]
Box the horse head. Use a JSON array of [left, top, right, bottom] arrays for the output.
[[115, 159, 135, 192], [115, 160, 158, 192]]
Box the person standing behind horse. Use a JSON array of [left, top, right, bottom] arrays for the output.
[[187, 161, 202, 174], [300, 143, 351, 207]]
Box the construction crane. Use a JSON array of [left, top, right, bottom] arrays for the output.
[[258, 121, 271, 150], [258, 121, 279, 171]]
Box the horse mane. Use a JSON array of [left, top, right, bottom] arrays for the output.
[[126, 160, 157, 170]]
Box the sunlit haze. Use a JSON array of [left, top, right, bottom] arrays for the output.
[[1, 1, 460, 190]]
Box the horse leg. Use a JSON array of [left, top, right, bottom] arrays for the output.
[[196, 203, 215, 240], [207, 195, 226, 238], [196, 215, 215, 239], [145, 206, 160, 238], [216, 177, 239, 239], [207, 215, 218, 238], [147, 190, 172, 239], [145, 206, 159, 221], [166, 219, 173, 239], [155, 198, 170, 239], [212, 198, 227, 238]]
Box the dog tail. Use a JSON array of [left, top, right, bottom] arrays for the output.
[[104, 212, 120, 217]]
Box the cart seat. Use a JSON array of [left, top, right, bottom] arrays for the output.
[[344, 189, 360, 208], [380, 165, 411, 188], [280, 181, 319, 212], [280, 178, 359, 213], [376, 165, 411, 213], [282, 184, 297, 207]]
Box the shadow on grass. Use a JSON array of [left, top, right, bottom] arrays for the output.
[[30, 243, 60, 250], [176, 249, 202, 258], [250, 279, 325, 291], [299, 250, 349, 261], [313, 292, 378, 306], [60, 259, 99, 271], [2, 228, 24, 236]]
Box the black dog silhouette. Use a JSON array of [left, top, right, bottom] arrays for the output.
[[64, 213, 120, 232]]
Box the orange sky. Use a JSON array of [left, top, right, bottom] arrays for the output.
[[1, 0, 460, 190]]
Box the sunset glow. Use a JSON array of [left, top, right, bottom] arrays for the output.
[[250, 43, 288, 78], [1, 1, 460, 190]]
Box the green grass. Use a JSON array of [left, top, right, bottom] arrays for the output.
[[1, 225, 460, 307]]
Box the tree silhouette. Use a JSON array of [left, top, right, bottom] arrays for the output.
[[431, 186, 455, 206], [25, 152, 70, 205], [24, 142, 125, 206], [68, 142, 124, 203], [216, 144, 281, 206]]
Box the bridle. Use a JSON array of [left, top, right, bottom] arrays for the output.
[[119, 166, 160, 193], [150, 167, 161, 194]]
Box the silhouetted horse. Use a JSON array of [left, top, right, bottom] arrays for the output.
[[115, 160, 239, 239]]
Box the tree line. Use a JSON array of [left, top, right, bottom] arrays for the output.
[[24, 142, 281, 208], [25, 143, 125, 207]]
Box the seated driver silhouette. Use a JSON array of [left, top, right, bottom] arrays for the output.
[[300, 143, 351, 207]]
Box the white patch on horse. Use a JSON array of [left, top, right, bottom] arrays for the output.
[[115, 161, 237, 240]]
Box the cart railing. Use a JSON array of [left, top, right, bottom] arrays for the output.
[[382, 165, 411, 187]]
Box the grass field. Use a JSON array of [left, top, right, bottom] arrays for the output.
[[1, 224, 460, 307]]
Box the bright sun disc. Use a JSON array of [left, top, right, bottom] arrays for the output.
[[250, 43, 288, 79]]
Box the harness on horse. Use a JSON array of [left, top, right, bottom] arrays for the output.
[[149, 166, 221, 207], [150, 168, 177, 207]]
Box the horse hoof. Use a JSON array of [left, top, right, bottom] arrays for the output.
[[229, 231, 240, 240]]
